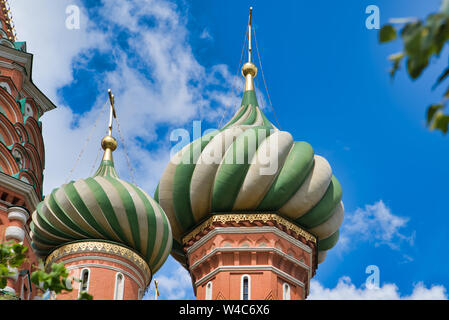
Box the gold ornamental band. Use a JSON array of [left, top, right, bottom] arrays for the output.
[[182, 213, 317, 245], [45, 240, 151, 282]]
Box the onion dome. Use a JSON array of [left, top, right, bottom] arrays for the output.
[[156, 56, 344, 268], [30, 95, 172, 275]]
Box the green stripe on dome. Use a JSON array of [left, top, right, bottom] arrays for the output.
[[294, 176, 342, 229], [241, 90, 259, 107], [212, 126, 273, 212], [35, 203, 75, 240], [172, 131, 218, 232], [83, 177, 128, 244], [151, 205, 171, 272], [128, 183, 158, 264], [63, 182, 111, 239], [222, 90, 273, 129], [47, 189, 91, 238], [223, 105, 249, 129], [318, 230, 339, 251], [257, 142, 315, 210], [241, 106, 258, 125], [104, 176, 141, 253], [154, 183, 160, 202], [30, 221, 62, 246], [94, 160, 118, 178]]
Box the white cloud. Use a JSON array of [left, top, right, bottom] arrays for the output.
[[200, 28, 213, 41], [309, 276, 447, 300], [9, 0, 241, 194], [10, 0, 107, 101], [338, 200, 415, 252]]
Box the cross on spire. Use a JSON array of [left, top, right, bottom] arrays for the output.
[[107, 89, 117, 137], [248, 7, 253, 63]]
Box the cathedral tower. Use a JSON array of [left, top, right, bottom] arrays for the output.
[[0, 0, 56, 299], [30, 91, 173, 300], [156, 8, 344, 300]]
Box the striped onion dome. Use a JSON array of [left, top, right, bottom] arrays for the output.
[[156, 62, 344, 267], [30, 135, 172, 275]]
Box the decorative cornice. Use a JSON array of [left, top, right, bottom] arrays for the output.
[[0, 171, 40, 209], [182, 213, 317, 246], [45, 241, 152, 284], [0, 45, 56, 115], [195, 265, 305, 290], [185, 226, 313, 255], [189, 246, 311, 272]]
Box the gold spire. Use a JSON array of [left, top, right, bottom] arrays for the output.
[[101, 89, 118, 161], [154, 279, 160, 300], [242, 6, 257, 92]]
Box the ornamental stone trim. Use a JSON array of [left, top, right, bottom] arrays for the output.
[[5, 226, 25, 242], [45, 241, 151, 283], [182, 213, 317, 246], [7, 206, 29, 225]]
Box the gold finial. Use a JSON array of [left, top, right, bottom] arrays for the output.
[[154, 279, 160, 300], [101, 89, 118, 161], [242, 6, 257, 91]]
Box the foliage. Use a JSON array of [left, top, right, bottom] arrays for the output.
[[379, 0, 449, 134], [78, 291, 94, 300], [30, 261, 73, 295], [0, 241, 93, 300], [0, 241, 28, 289]]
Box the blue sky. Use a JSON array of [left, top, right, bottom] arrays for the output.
[[10, 0, 449, 299]]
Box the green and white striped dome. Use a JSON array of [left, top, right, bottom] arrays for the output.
[[30, 137, 172, 274], [156, 76, 344, 267]]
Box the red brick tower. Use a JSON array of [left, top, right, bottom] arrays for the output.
[[182, 214, 318, 300], [156, 7, 344, 300], [0, 0, 57, 300]]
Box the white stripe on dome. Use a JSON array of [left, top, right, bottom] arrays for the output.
[[148, 197, 165, 267], [31, 211, 72, 242], [42, 195, 86, 239], [120, 179, 149, 258], [54, 185, 104, 238], [95, 176, 135, 247], [233, 131, 293, 210], [309, 202, 344, 240], [279, 155, 332, 220], [228, 104, 253, 127], [158, 144, 189, 242], [190, 127, 244, 220], [75, 179, 122, 242], [223, 105, 245, 127]]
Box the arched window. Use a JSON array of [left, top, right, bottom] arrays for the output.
[[114, 272, 125, 300], [241, 275, 251, 300], [205, 281, 213, 300], [78, 268, 90, 298], [283, 283, 291, 300]]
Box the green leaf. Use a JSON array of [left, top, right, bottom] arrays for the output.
[[426, 104, 444, 125], [433, 66, 449, 89], [388, 52, 405, 78], [430, 111, 449, 133], [407, 56, 429, 79], [379, 24, 398, 43], [78, 291, 93, 300]]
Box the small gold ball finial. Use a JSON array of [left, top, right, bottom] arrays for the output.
[[242, 62, 257, 78], [101, 135, 118, 151]]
